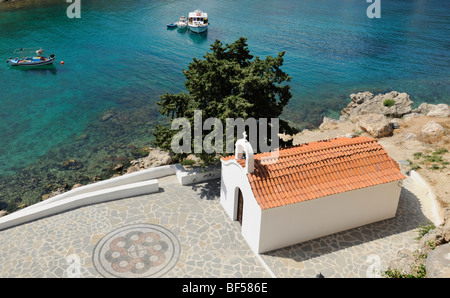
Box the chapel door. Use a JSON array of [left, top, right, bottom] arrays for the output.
[[237, 189, 243, 226]]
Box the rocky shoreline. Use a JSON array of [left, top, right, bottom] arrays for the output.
[[40, 90, 450, 218], [0, 90, 448, 277], [2, 90, 448, 217]]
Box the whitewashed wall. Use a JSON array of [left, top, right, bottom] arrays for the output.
[[220, 160, 262, 253], [258, 181, 402, 253]]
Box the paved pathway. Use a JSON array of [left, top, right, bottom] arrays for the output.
[[0, 175, 433, 278]]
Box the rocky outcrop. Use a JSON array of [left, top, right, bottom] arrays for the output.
[[419, 208, 450, 249], [413, 103, 449, 118], [426, 243, 450, 278], [412, 102, 433, 115], [341, 91, 413, 120], [428, 104, 449, 118], [339, 90, 448, 140], [341, 92, 449, 122], [420, 121, 446, 137], [356, 114, 393, 138], [319, 117, 340, 130], [126, 148, 172, 173]]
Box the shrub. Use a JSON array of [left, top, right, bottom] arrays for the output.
[[424, 154, 443, 163], [407, 159, 421, 171], [430, 164, 440, 170], [433, 148, 448, 155], [383, 99, 396, 107], [413, 152, 422, 160], [411, 164, 421, 171], [181, 159, 196, 166], [384, 264, 426, 278], [415, 222, 435, 240]]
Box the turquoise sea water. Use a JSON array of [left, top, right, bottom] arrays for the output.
[[0, 0, 449, 209]]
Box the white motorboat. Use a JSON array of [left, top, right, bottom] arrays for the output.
[[177, 16, 187, 29], [188, 10, 208, 33]]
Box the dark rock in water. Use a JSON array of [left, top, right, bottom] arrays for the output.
[[113, 164, 124, 172], [101, 112, 114, 121], [61, 159, 84, 170], [0, 210, 8, 218], [77, 175, 90, 183], [74, 133, 88, 141]]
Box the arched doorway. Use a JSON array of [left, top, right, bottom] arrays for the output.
[[236, 188, 243, 226]]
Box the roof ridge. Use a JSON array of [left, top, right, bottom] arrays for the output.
[[237, 136, 406, 210], [256, 137, 379, 160]]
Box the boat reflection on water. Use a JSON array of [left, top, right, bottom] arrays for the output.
[[187, 30, 208, 44], [8, 63, 58, 74]]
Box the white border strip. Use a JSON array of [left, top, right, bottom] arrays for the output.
[[255, 253, 277, 278], [28, 164, 176, 209], [409, 170, 443, 225]]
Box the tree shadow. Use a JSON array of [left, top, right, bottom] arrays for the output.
[[189, 178, 221, 201], [262, 186, 431, 265]]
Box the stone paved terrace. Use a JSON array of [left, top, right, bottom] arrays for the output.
[[0, 173, 435, 278]]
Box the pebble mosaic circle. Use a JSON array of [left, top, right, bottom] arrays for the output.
[[92, 224, 181, 278]]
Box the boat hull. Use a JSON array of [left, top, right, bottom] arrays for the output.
[[7, 57, 55, 67], [189, 25, 207, 33]]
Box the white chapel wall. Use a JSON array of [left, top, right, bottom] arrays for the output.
[[257, 181, 402, 253], [220, 160, 262, 253]]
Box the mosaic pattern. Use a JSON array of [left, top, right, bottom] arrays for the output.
[[92, 224, 180, 278]]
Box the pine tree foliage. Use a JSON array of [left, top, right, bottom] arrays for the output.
[[153, 37, 297, 165]]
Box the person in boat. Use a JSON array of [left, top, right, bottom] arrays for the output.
[[36, 49, 44, 57]]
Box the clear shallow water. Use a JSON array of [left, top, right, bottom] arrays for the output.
[[0, 0, 449, 208]]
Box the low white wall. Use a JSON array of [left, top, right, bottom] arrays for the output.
[[0, 164, 178, 231], [258, 181, 402, 253], [175, 163, 221, 185], [0, 179, 159, 231], [29, 164, 175, 209], [408, 170, 443, 225]]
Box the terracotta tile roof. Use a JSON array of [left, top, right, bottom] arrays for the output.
[[222, 136, 406, 210]]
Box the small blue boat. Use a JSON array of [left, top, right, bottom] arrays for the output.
[[6, 48, 55, 67], [167, 23, 177, 28]]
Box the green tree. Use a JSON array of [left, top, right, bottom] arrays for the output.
[[153, 37, 297, 165]]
